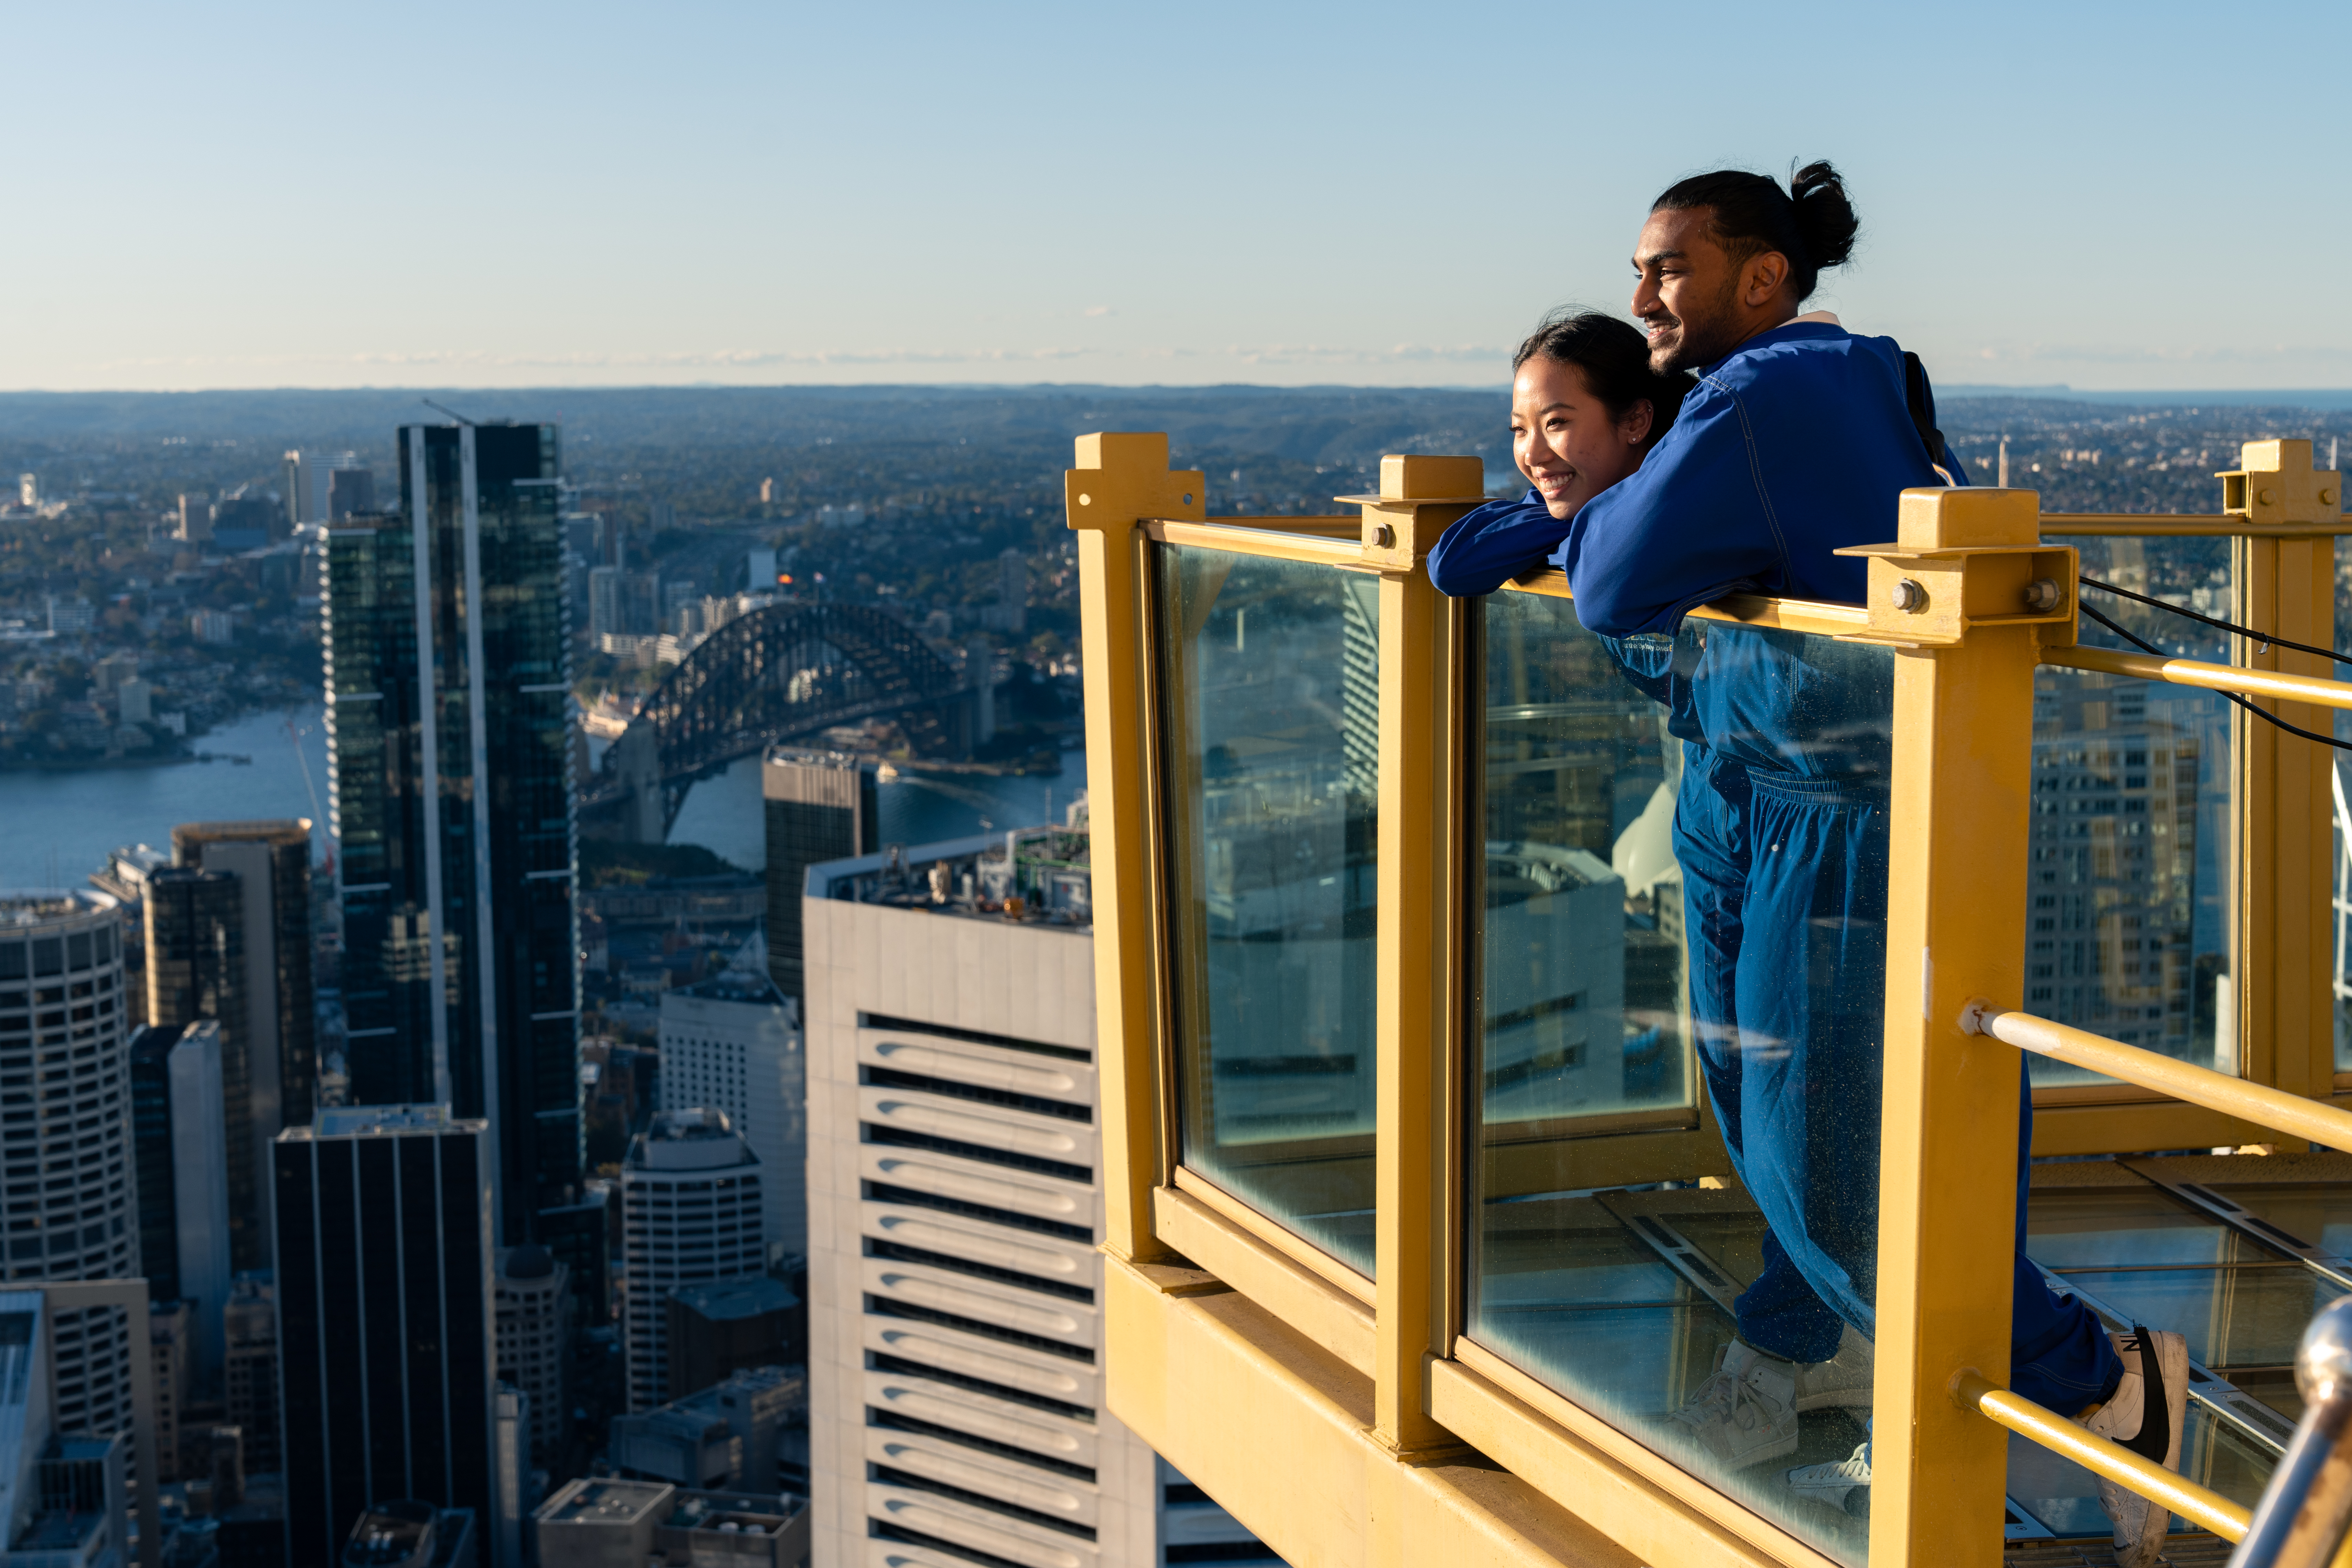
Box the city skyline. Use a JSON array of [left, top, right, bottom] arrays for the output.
[[1, 1, 2348, 393]]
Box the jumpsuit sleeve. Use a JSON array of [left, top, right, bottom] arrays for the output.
[[1426, 490, 1569, 598], [1554, 385, 1785, 638]]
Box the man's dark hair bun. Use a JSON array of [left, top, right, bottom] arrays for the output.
[[1787, 160, 1858, 274], [1652, 159, 1859, 302]]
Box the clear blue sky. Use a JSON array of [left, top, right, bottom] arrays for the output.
[[5, 1, 2345, 393]]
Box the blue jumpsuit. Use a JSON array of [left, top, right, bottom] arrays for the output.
[[1431, 320, 2120, 1412]]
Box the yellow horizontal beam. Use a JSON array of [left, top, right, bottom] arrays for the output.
[[1970, 1005, 2352, 1149], [1138, 518, 1370, 566], [1106, 1258, 1650, 1568], [1499, 569, 1872, 637], [2041, 643, 2352, 711], [1150, 1184, 1377, 1377], [1440, 1340, 1840, 1568], [1171, 1165, 1377, 1306], [1955, 1371, 2249, 1542], [2041, 513, 2352, 536]]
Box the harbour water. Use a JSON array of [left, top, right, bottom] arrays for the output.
[[0, 703, 1085, 888]]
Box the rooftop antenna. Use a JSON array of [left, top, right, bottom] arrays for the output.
[[420, 398, 477, 427]]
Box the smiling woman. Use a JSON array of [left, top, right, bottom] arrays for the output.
[[1422, 312, 1692, 598]]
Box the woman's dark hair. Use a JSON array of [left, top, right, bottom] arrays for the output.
[[1651, 160, 1858, 302], [1512, 309, 1692, 445]]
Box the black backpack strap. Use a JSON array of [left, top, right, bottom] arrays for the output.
[[1903, 350, 1956, 482]]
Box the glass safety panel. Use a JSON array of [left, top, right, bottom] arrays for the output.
[[2010, 1164, 2347, 1534], [2333, 536, 2352, 1074], [1466, 598, 1893, 1565], [2029, 536, 2237, 1090], [1154, 544, 1379, 1277]]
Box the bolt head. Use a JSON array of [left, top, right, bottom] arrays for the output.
[[2024, 578, 2062, 614], [1891, 578, 1927, 613], [1369, 523, 1395, 549], [2259, 487, 2276, 506]]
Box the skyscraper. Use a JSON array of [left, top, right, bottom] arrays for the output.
[[170, 820, 316, 1253], [272, 1104, 496, 1565], [143, 866, 259, 1274], [658, 933, 806, 1261], [619, 1109, 765, 1413], [127, 1021, 231, 1373], [760, 748, 876, 1001], [492, 1245, 568, 1463], [0, 891, 147, 1456], [281, 449, 359, 527], [325, 421, 581, 1247], [802, 829, 1278, 1568]]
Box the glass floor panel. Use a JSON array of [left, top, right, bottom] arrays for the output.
[[2184, 1181, 2352, 1260], [1465, 1162, 2352, 1550], [2026, 1188, 2283, 1271]]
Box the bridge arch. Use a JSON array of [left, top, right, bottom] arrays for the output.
[[589, 602, 970, 835]]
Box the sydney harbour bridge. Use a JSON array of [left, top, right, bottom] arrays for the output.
[[579, 602, 980, 840]]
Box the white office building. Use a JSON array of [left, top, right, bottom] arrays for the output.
[[803, 826, 1279, 1568], [0, 892, 144, 1459], [621, 1109, 766, 1414], [494, 1244, 570, 1462], [659, 932, 806, 1262]]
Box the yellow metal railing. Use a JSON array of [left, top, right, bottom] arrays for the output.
[[1072, 430, 2352, 1568]]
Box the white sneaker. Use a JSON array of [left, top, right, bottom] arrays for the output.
[[1784, 1439, 1871, 1510], [1794, 1326, 1874, 1412], [2075, 1324, 2188, 1568], [1667, 1341, 1800, 1470]]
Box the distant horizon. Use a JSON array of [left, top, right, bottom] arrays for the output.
[[0, 381, 2350, 403]]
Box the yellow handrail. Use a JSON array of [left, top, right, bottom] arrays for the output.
[[2042, 513, 2352, 536], [2041, 643, 2352, 711], [1953, 1372, 2251, 1540], [1963, 1003, 2352, 1149]]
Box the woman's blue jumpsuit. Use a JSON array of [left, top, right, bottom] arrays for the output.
[[1430, 320, 2120, 1413]]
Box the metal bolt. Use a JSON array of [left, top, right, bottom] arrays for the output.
[[1369, 523, 1395, 549], [2023, 578, 2063, 614], [2323, 487, 2338, 506], [1890, 578, 1927, 612], [2259, 487, 2276, 506], [1078, 493, 1092, 507]]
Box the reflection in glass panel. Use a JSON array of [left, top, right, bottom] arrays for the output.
[[1467, 597, 1892, 1565], [2029, 536, 2235, 1085], [2335, 536, 2352, 1073], [1155, 544, 1378, 1276]]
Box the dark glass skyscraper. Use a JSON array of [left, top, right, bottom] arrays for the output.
[[325, 422, 580, 1244], [273, 1106, 495, 1564], [761, 747, 876, 999], [145, 866, 260, 1272]]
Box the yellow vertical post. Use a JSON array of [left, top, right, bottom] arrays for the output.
[[1865, 487, 2061, 1568], [1361, 454, 1481, 1456], [1066, 433, 1204, 1264], [2222, 440, 2341, 1098]]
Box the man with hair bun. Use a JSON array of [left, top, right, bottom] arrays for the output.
[[1433, 164, 2184, 1564]]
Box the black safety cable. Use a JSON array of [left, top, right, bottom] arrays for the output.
[[2074, 599, 2352, 751], [2077, 574, 2351, 666]]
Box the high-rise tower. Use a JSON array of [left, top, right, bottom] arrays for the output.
[[324, 422, 581, 1246], [0, 892, 146, 1454], [144, 866, 260, 1272], [760, 748, 876, 1001], [171, 820, 318, 1143], [272, 1104, 497, 1564]]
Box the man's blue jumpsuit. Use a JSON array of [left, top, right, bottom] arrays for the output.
[[1430, 320, 2120, 1413]]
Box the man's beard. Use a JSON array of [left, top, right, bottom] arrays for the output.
[[1651, 276, 1747, 372]]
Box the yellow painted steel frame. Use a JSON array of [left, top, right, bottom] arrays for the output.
[[1072, 432, 2352, 1568]]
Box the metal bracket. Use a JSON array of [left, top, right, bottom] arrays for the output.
[[1832, 541, 2081, 648]]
